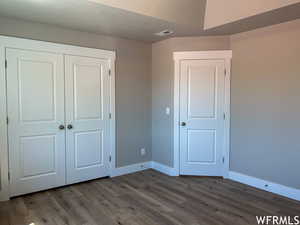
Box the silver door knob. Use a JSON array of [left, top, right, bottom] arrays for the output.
[[181, 122, 186, 126], [59, 125, 65, 130], [67, 124, 73, 130]]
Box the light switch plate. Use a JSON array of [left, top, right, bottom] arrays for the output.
[[140, 148, 146, 156], [166, 107, 170, 115]]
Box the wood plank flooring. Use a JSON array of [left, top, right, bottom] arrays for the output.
[[0, 169, 299, 225]]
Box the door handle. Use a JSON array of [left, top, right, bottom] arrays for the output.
[[59, 125, 65, 130], [181, 122, 186, 127], [67, 124, 73, 130]]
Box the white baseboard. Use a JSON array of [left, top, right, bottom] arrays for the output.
[[110, 161, 152, 177], [110, 161, 178, 178], [229, 171, 300, 202], [151, 161, 178, 176]]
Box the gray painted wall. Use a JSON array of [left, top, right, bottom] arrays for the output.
[[151, 36, 230, 167], [1, 15, 299, 193], [0, 17, 152, 169], [230, 19, 300, 189], [152, 20, 300, 190]]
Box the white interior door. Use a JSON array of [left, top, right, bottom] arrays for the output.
[[65, 55, 110, 184], [180, 59, 225, 176], [7, 48, 66, 196]]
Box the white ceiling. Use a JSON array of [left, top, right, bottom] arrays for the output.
[[0, 0, 299, 42], [0, 0, 207, 42], [88, 0, 206, 27]]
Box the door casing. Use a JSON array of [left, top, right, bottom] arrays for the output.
[[173, 51, 232, 177], [0, 35, 116, 201]]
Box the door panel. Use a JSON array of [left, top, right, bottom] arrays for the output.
[[21, 135, 56, 178], [74, 64, 103, 120], [19, 60, 56, 122], [188, 66, 216, 118], [65, 55, 110, 184], [187, 130, 216, 163], [7, 48, 65, 196], [180, 60, 225, 176], [74, 130, 103, 169]]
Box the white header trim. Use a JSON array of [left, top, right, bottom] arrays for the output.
[[0, 35, 116, 60], [173, 50, 232, 61]]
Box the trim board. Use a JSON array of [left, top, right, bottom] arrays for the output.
[[229, 171, 300, 202], [110, 161, 177, 177], [151, 161, 178, 176], [111, 162, 152, 177], [2, 160, 299, 202], [112, 163, 300, 202]]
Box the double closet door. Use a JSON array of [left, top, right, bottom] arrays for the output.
[[6, 48, 111, 197]]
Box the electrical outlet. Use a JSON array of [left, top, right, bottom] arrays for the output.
[[165, 107, 170, 115], [140, 148, 146, 156]]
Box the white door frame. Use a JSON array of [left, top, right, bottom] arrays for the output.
[[173, 51, 232, 177], [0, 35, 116, 201]]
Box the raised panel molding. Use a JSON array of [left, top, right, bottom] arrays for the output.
[[187, 130, 216, 163], [18, 59, 56, 123], [74, 130, 103, 169], [20, 135, 56, 178], [74, 63, 103, 121], [188, 65, 217, 119]]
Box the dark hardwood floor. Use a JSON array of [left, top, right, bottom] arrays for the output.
[[0, 169, 299, 225]]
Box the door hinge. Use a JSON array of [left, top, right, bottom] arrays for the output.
[[6, 117, 9, 124], [222, 157, 225, 164], [224, 69, 226, 76], [5, 60, 7, 69], [108, 69, 111, 76], [109, 113, 112, 119], [223, 113, 226, 120], [109, 156, 112, 162], [8, 171, 10, 181]]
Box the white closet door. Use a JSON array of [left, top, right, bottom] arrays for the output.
[[6, 48, 66, 197], [180, 59, 225, 176], [65, 55, 110, 184]]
